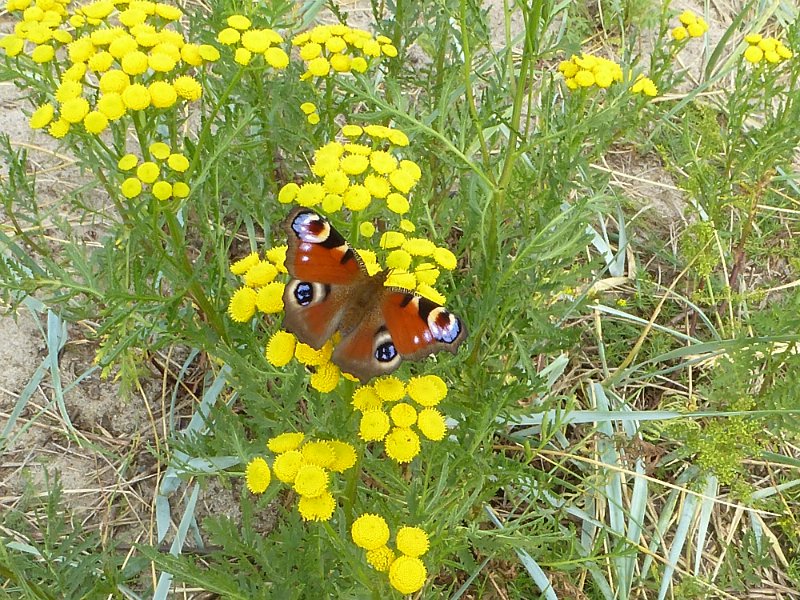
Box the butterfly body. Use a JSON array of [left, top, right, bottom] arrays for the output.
[[282, 207, 466, 382]]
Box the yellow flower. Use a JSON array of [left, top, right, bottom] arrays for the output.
[[292, 464, 328, 497], [385, 427, 421, 463], [416, 282, 445, 304], [407, 375, 447, 406], [99, 70, 130, 94], [323, 170, 349, 194], [107, 34, 137, 59], [60, 97, 90, 124], [322, 194, 343, 212], [122, 83, 150, 110], [152, 180, 172, 200], [31, 43, 55, 62], [136, 161, 159, 183], [297, 492, 336, 522], [120, 177, 142, 198], [118, 7, 147, 27], [96, 93, 126, 120], [381, 44, 398, 58], [631, 75, 658, 97], [364, 174, 390, 198], [388, 129, 409, 146], [388, 556, 427, 595], [386, 271, 416, 289], [342, 124, 363, 137], [744, 45, 763, 64], [369, 150, 398, 174], [366, 546, 395, 572], [148, 142, 170, 160], [241, 29, 270, 53], [62, 62, 88, 81], [172, 182, 190, 198], [121, 50, 149, 75], [390, 403, 417, 428], [433, 247, 457, 270], [118, 154, 138, 171], [296, 182, 325, 207], [307, 56, 330, 77], [351, 514, 390, 550], [678, 10, 697, 26], [396, 526, 430, 557], [352, 385, 382, 412], [227, 14, 251, 30], [574, 69, 595, 87], [402, 238, 436, 257], [87, 50, 113, 71], [310, 361, 341, 393], [29, 103, 55, 129], [373, 376, 405, 401], [300, 101, 316, 115], [68, 36, 95, 62], [228, 286, 257, 322], [399, 159, 421, 180], [243, 260, 277, 286], [343, 185, 371, 211], [217, 27, 240, 45], [386, 193, 410, 214], [417, 408, 446, 441], [231, 252, 259, 275], [359, 409, 390, 441], [687, 19, 708, 37], [264, 47, 289, 69], [234, 47, 251, 65], [245, 457, 271, 494], [154, 3, 182, 20], [266, 330, 296, 367], [300, 441, 336, 468], [272, 449, 302, 483], [255, 282, 285, 313], [359, 221, 375, 238], [330, 53, 352, 72], [265, 245, 287, 271], [83, 110, 108, 134], [414, 263, 439, 285], [198, 44, 220, 61], [268, 432, 305, 453], [48, 118, 70, 139], [180, 43, 202, 65], [148, 81, 177, 108], [149, 51, 176, 72], [400, 219, 416, 232], [328, 441, 357, 473], [379, 231, 405, 250], [294, 340, 333, 367], [173, 75, 202, 101]]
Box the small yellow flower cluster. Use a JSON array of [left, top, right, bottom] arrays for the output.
[[671, 10, 709, 41], [245, 456, 271, 493], [227, 248, 288, 323], [631, 74, 658, 97], [215, 14, 289, 69], [261, 432, 357, 522], [278, 123, 419, 216], [351, 513, 430, 594], [353, 375, 448, 464], [2, 0, 214, 138], [558, 53, 623, 90], [743, 33, 793, 65], [265, 330, 346, 392], [300, 101, 320, 125], [117, 142, 191, 200], [291, 24, 397, 80]]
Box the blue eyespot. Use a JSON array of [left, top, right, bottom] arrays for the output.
[[294, 282, 314, 306], [375, 341, 397, 363]]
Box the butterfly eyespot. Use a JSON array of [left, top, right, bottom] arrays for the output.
[[292, 210, 331, 244], [294, 282, 314, 306], [428, 307, 461, 343], [375, 340, 398, 363]]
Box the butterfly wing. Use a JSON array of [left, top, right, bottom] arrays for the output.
[[332, 289, 467, 382], [282, 208, 367, 348]]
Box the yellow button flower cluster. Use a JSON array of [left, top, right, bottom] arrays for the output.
[[353, 375, 449, 463], [215, 14, 289, 69], [278, 123, 418, 216], [743, 33, 793, 65], [3, 0, 216, 138], [116, 142, 191, 201], [228, 249, 287, 323], [291, 24, 397, 79], [558, 53, 623, 90], [671, 10, 709, 40], [631, 74, 658, 97], [249, 432, 356, 522], [351, 513, 431, 594]]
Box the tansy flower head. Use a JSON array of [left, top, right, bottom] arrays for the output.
[[310, 361, 341, 392], [388, 555, 427, 594], [301, 440, 336, 468], [407, 375, 448, 406], [293, 464, 329, 497], [245, 457, 271, 494], [359, 409, 391, 441], [366, 545, 396, 572], [244, 260, 278, 287], [352, 385, 383, 412], [228, 286, 257, 322], [267, 431, 305, 454], [390, 402, 417, 428], [231, 251, 260, 275], [384, 427, 421, 463], [373, 376, 406, 402], [266, 330, 297, 367], [351, 513, 390, 550], [255, 282, 285, 313], [297, 492, 336, 522], [395, 526, 430, 557], [417, 408, 447, 441], [272, 449, 302, 483], [328, 441, 357, 472]]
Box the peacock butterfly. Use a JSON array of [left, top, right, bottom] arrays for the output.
[[282, 207, 467, 382]]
